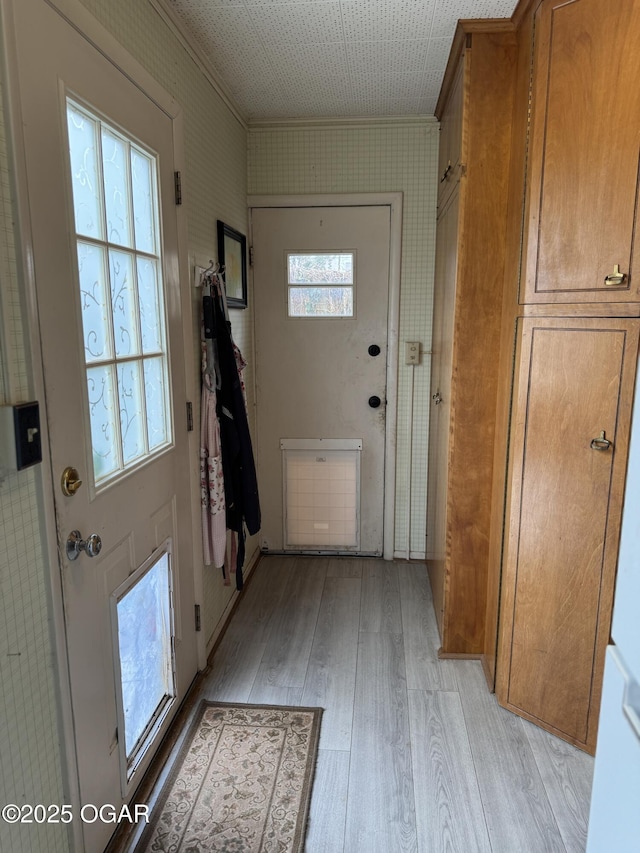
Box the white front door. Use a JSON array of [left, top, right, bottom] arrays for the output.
[[251, 205, 391, 556], [9, 0, 197, 848]]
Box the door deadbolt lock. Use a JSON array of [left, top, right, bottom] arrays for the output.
[[61, 466, 83, 496], [66, 530, 102, 560]]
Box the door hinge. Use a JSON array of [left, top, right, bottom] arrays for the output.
[[249, 245, 254, 267], [174, 171, 182, 205], [195, 603, 201, 632], [186, 401, 193, 431]]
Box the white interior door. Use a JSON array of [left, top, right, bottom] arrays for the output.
[[9, 0, 197, 848], [252, 205, 391, 555]]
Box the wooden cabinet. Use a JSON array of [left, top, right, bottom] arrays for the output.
[[489, 0, 640, 753], [436, 55, 464, 211], [426, 23, 517, 654], [520, 0, 640, 304], [496, 317, 639, 751]]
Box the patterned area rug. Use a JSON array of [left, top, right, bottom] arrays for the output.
[[135, 701, 323, 852]]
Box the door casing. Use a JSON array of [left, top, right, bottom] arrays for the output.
[[248, 193, 403, 561], [1, 0, 205, 843]]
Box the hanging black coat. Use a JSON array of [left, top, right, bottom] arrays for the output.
[[211, 293, 260, 588]]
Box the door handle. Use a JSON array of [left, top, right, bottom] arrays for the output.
[[604, 264, 626, 286], [590, 430, 612, 452], [66, 529, 102, 560], [368, 395, 382, 409]]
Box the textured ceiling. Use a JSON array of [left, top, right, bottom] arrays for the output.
[[167, 0, 518, 121]]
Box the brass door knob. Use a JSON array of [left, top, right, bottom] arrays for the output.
[[61, 466, 83, 496]]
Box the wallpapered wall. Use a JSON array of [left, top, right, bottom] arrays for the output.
[[0, 74, 69, 853], [248, 122, 439, 557]]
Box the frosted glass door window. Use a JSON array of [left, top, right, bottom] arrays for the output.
[[287, 252, 354, 317], [112, 547, 175, 773], [66, 99, 172, 486]]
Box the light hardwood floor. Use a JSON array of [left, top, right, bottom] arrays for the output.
[[121, 555, 594, 853]]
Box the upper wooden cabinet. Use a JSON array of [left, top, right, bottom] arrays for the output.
[[520, 0, 640, 304], [436, 54, 464, 211]]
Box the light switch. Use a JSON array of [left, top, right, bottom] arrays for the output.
[[0, 401, 42, 472], [405, 341, 421, 365]]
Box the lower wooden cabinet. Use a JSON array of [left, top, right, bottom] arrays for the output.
[[496, 316, 640, 753]]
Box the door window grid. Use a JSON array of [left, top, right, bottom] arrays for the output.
[[66, 99, 171, 485], [287, 252, 355, 317]]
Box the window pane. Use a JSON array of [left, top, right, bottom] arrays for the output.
[[144, 357, 170, 450], [116, 550, 173, 758], [67, 99, 172, 487], [117, 361, 146, 464], [77, 242, 112, 363], [86, 364, 120, 481], [137, 257, 162, 354], [109, 250, 140, 357], [131, 147, 156, 254], [67, 104, 103, 240], [102, 128, 133, 247], [288, 253, 353, 284], [288, 286, 354, 317]]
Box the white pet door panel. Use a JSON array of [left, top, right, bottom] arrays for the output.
[[281, 439, 361, 551], [110, 540, 176, 794]]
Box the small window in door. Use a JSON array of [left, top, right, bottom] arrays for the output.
[[66, 99, 172, 487], [287, 252, 354, 317], [111, 542, 176, 786]]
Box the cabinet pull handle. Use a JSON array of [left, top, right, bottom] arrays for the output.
[[604, 264, 626, 286], [590, 430, 612, 451], [440, 161, 452, 183]]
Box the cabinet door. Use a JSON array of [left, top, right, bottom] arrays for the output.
[[437, 53, 465, 212], [426, 188, 460, 637], [497, 317, 639, 751], [521, 0, 640, 304]]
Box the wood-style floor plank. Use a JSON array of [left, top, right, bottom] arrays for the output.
[[456, 660, 568, 852], [249, 557, 326, 696], [326, 556, 364, 578], [305, 749, 350, 852], [360, 558, 403, 633], [204, 636, 266, 703], [223, 555, 294, 645], [301, 576, 361, 751], [345, 631, 418, 852], [408, 689, 491, 853], [524, 717, 594, 853], [398, 563, 458, 691]]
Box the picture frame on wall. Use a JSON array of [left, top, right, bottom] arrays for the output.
[[217, 220, 247, 309]]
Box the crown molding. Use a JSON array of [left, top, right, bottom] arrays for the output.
[[248, 115, 439, 132], [148, 0, 247, 129]]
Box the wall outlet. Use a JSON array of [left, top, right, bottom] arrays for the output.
[[405, 341, 421, 365]]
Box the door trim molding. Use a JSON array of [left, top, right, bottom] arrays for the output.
[[247, 192, 402, 561]]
